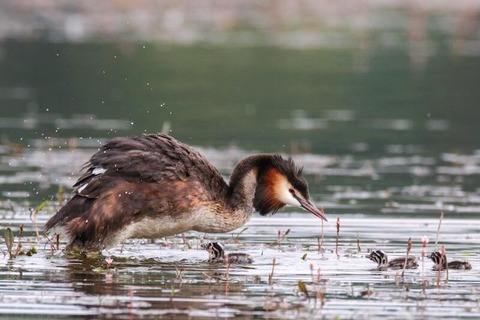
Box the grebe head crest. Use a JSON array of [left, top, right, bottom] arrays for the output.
[[253, 155, 327, 221]]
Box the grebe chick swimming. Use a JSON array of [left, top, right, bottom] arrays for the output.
[[43, 133, 327, 252], [202, 242, 253, 264], [428, 251, 472, 270], [366, 250, 418, 270]]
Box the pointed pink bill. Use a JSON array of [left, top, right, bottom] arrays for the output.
[[299, 198, 327, 222]]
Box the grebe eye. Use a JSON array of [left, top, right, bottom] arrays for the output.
[[289, 188, 295, 194]]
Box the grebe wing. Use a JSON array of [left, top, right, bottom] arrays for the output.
[[73, 134, 227, 199]]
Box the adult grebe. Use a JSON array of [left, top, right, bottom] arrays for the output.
[[366, 250, 418, 270], [44, 133, 327, 251]]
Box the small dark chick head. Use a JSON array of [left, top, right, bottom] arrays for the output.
[[428, 251, 448, 268], [366, 250, 388, 266], [253, 155, 327, 221], [202, 242, 225, 262]]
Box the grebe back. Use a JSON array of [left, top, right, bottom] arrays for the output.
[[44, 133, 326, 251]]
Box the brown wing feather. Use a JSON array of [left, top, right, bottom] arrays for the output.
[[44, 133, 228, 249], [74, 134, 227, 197]]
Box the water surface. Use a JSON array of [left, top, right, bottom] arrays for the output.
[[0, 5, 480, 318]]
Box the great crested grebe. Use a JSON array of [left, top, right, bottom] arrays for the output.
[[366, 250, 418, 270], [428, 251, 472, 270], [44, 133, 327, 252], [202, 242, 253, 264]]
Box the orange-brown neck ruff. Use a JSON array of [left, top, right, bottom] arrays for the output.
[[253, 168, 285, 215]]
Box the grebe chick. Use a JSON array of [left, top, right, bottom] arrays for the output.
[[202, 242, 253, 264], [366, 250, 418, 270], [428, 251, 472, 270], [44, 133, 327, 252]]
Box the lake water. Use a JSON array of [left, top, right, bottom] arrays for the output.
[[0, 4, 480, 319]]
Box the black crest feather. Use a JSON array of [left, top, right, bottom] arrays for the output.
[[253, 154, 309, 216]]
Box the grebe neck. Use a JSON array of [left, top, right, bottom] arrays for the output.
[[227, 155, 263, 213]]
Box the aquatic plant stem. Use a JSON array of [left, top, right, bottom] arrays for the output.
[[181, 233, 192, 249], [356, 232, 361, 252], [43, 233, 56, 256], [274, 228, 290, 247], [421, 236, 429, 287], [269, 257, 276, 285], [105, 256, 113, 269], [225, 255, 230, 294], [4, 228, 14, 259], [434, 212, 444, 251], [318, 217, 324, 254], [335, 218, 340, 258], [30, 200, 47, 241], [57, 185, 65, 207], [440, 245, 448, 285], [225, 255, 230, 281], [14, 224, 23, 257], [401, 237, 412, 279]]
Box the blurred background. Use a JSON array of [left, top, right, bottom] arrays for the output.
[[0, 0, 479, 202]]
